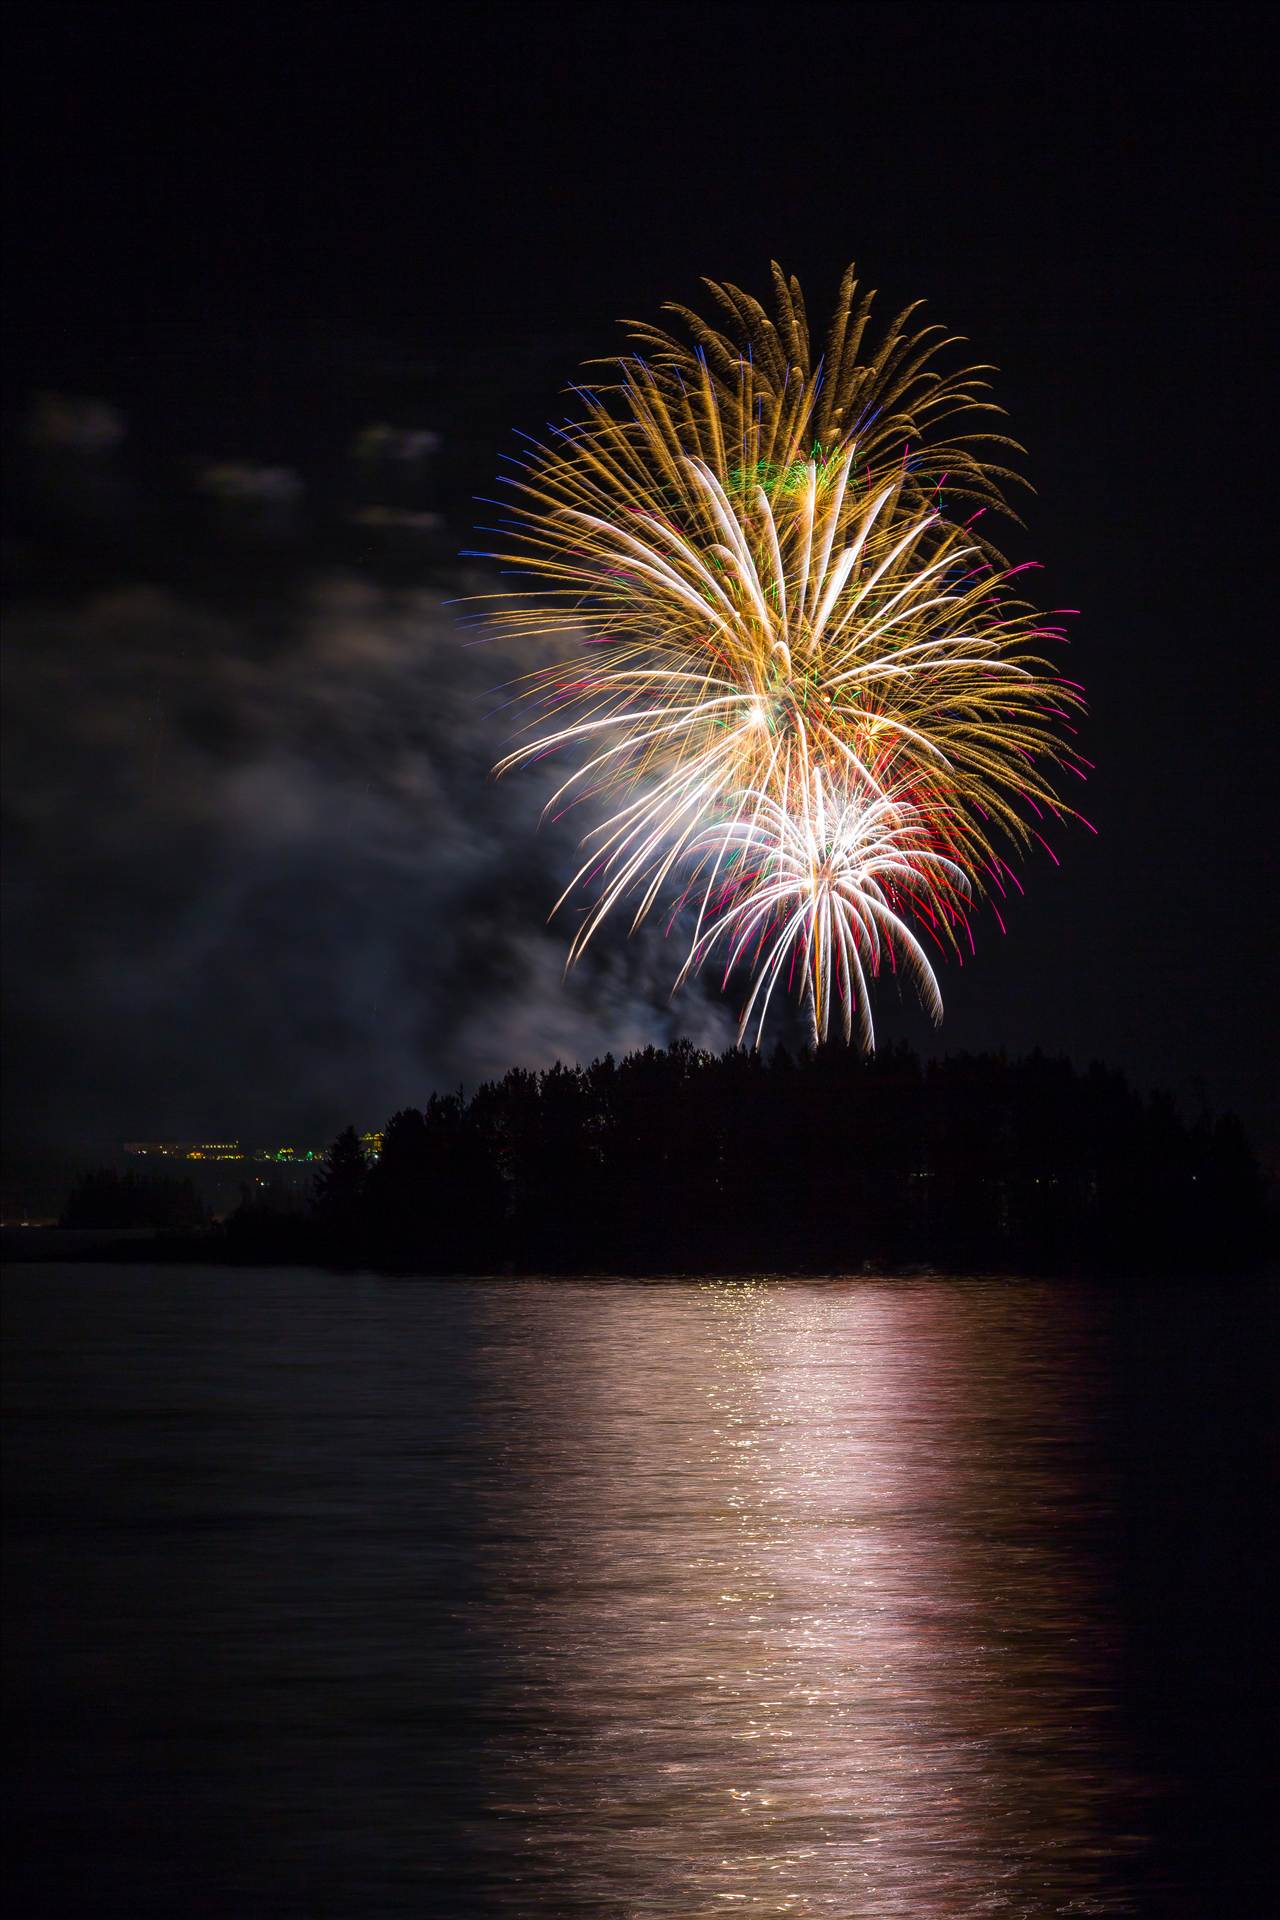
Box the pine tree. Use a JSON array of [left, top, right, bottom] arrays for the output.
[[313, 1126, 367, 1242]]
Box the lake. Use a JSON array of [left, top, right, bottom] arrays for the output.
[[3, 1266, 1274, 1916]]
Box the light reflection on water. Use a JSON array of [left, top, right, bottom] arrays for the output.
[[6, 1267, 1229, 1917], [467, 1279, 1140, 1916]]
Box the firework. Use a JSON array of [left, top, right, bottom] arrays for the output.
[[676, 764, 972, 1050], [479, 263, 1086, 1042]]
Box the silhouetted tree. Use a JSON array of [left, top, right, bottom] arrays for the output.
[[312, 1126, 368, 1258]]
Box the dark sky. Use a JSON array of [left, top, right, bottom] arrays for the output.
[[3, 0, 1276, 1172]]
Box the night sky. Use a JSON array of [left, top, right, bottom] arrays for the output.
[[3, 0, 1275, 1181]]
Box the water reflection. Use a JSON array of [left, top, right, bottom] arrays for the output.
[[468, 1279, 1144, 1915], [9, 1270, 1211, 1915]]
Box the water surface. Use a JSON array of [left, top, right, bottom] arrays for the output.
[[3, 1268, 1273, 1916]]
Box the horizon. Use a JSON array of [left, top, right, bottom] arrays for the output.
[[8, 1032, 1272, 1235]]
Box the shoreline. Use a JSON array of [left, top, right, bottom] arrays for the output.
[[3, 1227, 1271, 1284]]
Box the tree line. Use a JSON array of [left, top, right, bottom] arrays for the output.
[[59, 1042, 1266, 1273], [229, 1041, 1265, 1274]]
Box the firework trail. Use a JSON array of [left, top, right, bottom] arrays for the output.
[[477, 263, 1087, 1043]]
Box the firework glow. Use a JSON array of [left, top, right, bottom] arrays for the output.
[[478, 263, 1088, 1043]]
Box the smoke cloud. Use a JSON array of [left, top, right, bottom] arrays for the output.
[[2, 574, 734, 1151]]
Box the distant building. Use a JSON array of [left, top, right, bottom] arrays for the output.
[[360, 1131, 383, 1163], [123, 1141, 323, 1164], [124, 1141, 244, 1161]]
